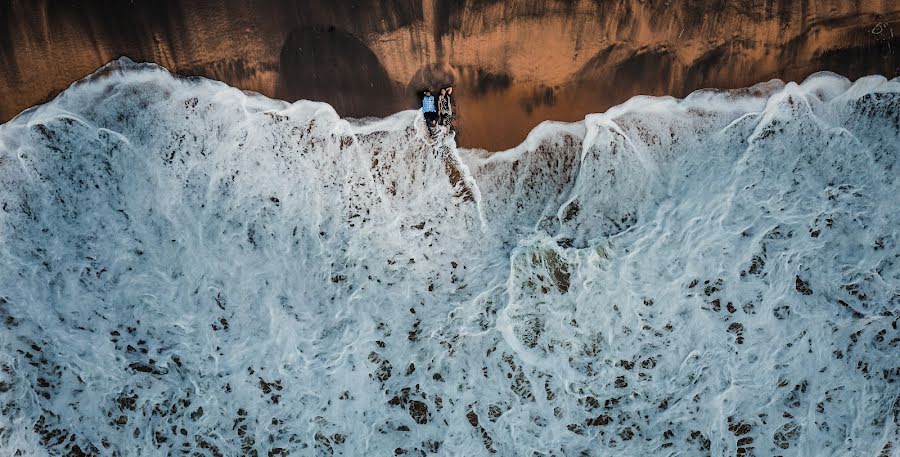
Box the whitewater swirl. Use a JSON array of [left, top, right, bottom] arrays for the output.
[[0, 58, 898, 456]]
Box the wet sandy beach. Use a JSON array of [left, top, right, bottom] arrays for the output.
[[2, 0, 898, 150]]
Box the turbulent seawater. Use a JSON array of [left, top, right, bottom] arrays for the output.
[[0, 59, 898, 456]]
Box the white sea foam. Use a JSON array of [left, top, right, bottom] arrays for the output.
[[0, 58, 897, 456]]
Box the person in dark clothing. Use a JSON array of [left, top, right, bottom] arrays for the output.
[[439, 87, 453, 128], [421, 90, 438, 134]]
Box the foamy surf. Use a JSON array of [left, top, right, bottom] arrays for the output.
[[0, 58, 897, 456]]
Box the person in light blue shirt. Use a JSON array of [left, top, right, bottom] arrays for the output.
[[422, 89, 438, 134]]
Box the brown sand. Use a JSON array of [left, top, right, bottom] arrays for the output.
[[2, 0, 898, 150]]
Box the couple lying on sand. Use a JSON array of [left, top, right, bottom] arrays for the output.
[[421, 87, 453, 135]]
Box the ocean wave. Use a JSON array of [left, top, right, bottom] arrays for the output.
[[0, 57, 897, 456]]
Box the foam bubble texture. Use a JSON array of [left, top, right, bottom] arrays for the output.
[[0, 59, 897, 456]]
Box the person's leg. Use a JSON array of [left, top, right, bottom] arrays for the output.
[[425, 112, 436, 134]]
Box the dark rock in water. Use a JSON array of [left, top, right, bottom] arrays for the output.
[[408, 400, 429, 424], [795, 275, 813, 295], [127, 362, 167, 375], [585, 414, 611, 426]]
